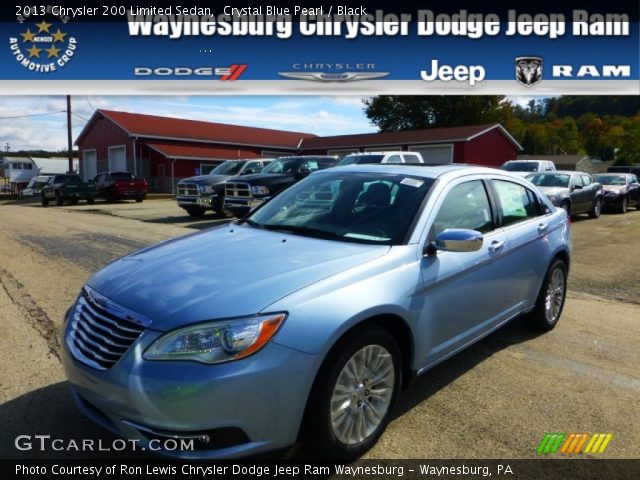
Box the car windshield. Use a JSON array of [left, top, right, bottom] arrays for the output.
[[261, 158, 302, 174], [593, 174, 627, 186], [502, 162, 539, 172], [337, 154, 385, 166], [527, 173, 570, 188], [247, 171, 435, 245], [211, 161, 245, 176]]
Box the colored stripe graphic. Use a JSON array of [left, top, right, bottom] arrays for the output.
[[221, 64, 247, 81], [539, 433, 613, 455]]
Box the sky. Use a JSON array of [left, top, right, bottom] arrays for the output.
[[0, 95, 538, 152]]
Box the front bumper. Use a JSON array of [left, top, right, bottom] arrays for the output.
[[602, 193, 623, 206], [224, 197, 268, 216], [177, 194, 217, 210], [61, 317, 317, 459]]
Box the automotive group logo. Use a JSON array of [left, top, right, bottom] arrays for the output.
[[9, 19, 77, 73], [516, 56, 543, 87]]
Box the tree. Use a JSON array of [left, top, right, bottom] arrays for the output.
[[363, 96, 508, 131]]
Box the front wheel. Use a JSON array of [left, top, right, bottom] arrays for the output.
[[525, 259, 568, 331], [41, 195, 49, 207], [55, 192, 64, 206], [186, 208, 206, 218], [560, 201, 570, 216], [86, 197, 95, 205], [619, 195, 628, 214], [305, 326, 402, 458], [588, 197, 601, 219], [135, 196, 144, 203]]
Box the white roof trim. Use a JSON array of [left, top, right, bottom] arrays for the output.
[[466, 124, 523, 151]]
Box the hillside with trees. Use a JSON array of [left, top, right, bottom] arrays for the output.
[[363, 96, 640, 165]]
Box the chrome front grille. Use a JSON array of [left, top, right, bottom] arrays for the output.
[[177, 183, 198, 196], [68, 288, 146, 370], [225, 182, 251, 199]]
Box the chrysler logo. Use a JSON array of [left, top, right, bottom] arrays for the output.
[[278, 71, 389, 82]]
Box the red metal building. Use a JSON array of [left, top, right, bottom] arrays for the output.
[[75, 110, 522, 192]]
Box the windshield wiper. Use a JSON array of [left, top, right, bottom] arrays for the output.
[[243, 219, 264, 229], [260, 224, 343, 241]]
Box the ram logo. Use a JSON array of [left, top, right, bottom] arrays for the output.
[[516, 56, 543, 87], [552, 65, 631, 77]]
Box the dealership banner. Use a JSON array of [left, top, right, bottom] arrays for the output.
[[1, 1, 638, 94]]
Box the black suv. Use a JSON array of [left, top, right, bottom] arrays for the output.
[[224, 156, 338, 217]]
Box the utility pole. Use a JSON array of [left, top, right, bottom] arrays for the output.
[[66, 95, 73, 173], [4, 142, 9, 153]]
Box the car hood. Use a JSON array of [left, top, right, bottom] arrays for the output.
[[231, 173, 293, 184], [86, 225, 389, 331], [178, 174, 230, 186], [602, 185, 625, 194], [537, 186, 569, 196]]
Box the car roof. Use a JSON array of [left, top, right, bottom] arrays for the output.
[[324, 163, 508, 180], [528, 170, 585, 175]]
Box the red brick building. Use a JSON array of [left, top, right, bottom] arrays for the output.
[[75, 110, 522, 192]]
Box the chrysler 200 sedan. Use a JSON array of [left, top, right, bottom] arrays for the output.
[[62, 165, 571, 459]]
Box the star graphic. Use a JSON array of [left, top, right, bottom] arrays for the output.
[[26, 45, 42, 58], [20, 28, 35, 42], [46, 45, 61, 58], [51, 29, 67, 43], [35, 21, 52, 33]]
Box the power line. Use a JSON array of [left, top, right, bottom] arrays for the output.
[[71, 112, 90, 122], [0, 110, 66, 119]]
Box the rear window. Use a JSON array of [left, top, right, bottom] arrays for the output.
[[337, 155, 385, 166], [502, 162, 539, 172]]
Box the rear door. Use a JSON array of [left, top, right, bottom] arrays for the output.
[[569, 174, 588, 213], [417, 178, 511, 368]]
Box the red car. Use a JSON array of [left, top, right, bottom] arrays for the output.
[[93, 172, 147, 202]]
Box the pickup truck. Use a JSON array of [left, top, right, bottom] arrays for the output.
[[41, 174, 96, 206], [93, 172, 147, 202], [224, 156, 338, 217], [176, 159, 271, 217]]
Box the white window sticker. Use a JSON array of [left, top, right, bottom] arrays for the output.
[[400, 177, 424, 188]]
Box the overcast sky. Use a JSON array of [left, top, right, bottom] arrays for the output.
[[0, 95, 537, 152]]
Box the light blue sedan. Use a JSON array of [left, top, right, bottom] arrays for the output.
[[62, 164, 571, 458]]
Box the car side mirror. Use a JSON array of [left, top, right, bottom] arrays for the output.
[[571, 184, 583, 191], [424, 229, 484, 256], [243, 169, 255, 175]]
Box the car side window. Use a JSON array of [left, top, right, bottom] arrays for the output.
[[403, 154, 421, 165], [581, 175, 592, 186], [571, 175, 583, 188], [631, 175, 639, 184], [431, 180, 494, 238], [386, 155, 402, 164], [492, 180, 539, 227], [244, 161, 261, 173]]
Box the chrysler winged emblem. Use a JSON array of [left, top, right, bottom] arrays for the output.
[[515, 57, 543, 87], [278, 71, 389, 82]]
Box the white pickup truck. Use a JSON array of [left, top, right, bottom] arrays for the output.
[[501, 160, 556, 176]]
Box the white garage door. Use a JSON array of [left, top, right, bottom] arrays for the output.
[[108, 146, 127, 172], [83, 150, 97, 181], [410, 145, 453, 165]]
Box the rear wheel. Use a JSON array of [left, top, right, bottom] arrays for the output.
[[186, 208, 206, 218], [525, 259, 567, 331], [55, 192, 64, 206], [86, 197, 95, 205], [70, 198, 79, 205], [588, 197, 601, 219], [305, 326, 402, 458], [135, 196, 144, 203]]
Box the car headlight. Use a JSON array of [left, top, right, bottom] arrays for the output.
[[198, 185, 213, 194], [143, 313, 286, 364], [251, 185, 270, 196]]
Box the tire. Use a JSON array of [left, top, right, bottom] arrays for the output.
[[588, 197, 601, 219], [619, 195, 628, 214], [525, 259, 568, 331], [41, 195, 49, 207], [214, 195, 225, 215], [86, 197, 95, 205], [135, 196, 144, 203], [55, 192, 64, 206], [560, 201, 570, 216], [305, 326, 402, 458], [186, 208, 206, 218], [70, 198, 79, 205]]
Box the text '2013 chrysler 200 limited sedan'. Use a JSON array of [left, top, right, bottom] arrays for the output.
[[62, 165, 571, 459]]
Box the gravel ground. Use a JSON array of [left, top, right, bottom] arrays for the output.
[[0, 200, 639, 460]]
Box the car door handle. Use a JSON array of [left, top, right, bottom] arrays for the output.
[[488, 240, 505, 252], [538, 223, 548, 234]]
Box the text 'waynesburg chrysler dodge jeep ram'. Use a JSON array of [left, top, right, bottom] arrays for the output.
[[224, 156, 338, 217]]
